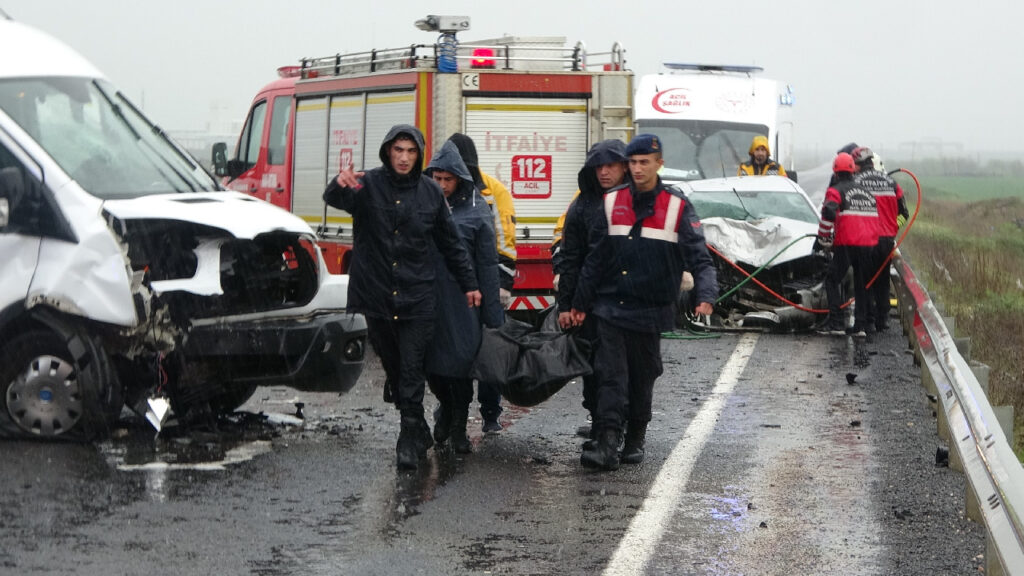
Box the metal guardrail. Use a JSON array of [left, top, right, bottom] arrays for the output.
[[894, 251, 1024, 575]]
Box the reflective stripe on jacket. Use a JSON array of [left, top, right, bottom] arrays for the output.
[[822, 178, 879, 247], [855, 169, 906, 237], [738, 160, 788, 177], [572, 180, 718, 333]]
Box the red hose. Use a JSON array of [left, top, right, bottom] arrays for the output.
[[865, 168, 922, 289], [708, 168, 922, 315]]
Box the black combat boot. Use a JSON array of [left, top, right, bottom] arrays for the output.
[[620, 420, 648, 465], [580, 428, 621, 471], [396, 416, 422, 470], [433, 402, 451, 445], [415, 415, 434, 455], [450, 408, 472, 454], [581, 425, 597, 451]]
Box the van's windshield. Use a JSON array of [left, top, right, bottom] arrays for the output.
[[0, 77, 219, 199], [634, 119, 768, 182]]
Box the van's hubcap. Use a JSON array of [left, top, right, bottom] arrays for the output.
[[6, 355, 82, 437]]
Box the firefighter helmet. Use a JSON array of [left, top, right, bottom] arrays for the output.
[[851, 146, 874, 165], [833, 152, 855, 174]]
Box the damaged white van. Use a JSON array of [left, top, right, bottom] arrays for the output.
[[0, 17, 366, 440]]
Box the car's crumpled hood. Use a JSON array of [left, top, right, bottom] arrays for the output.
[[102, 192, 312, 238], [701, 216, 818, 268]]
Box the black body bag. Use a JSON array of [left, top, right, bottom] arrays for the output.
[[470, 309, 592, 407]]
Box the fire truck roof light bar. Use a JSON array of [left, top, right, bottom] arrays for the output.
[[298, 39, 627, 79]]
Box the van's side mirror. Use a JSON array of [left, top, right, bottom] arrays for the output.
[[0, 166, 25, 229], [225, 159, 247, 179], [212, 142, 229, 178], [787, 170, 798, 183]]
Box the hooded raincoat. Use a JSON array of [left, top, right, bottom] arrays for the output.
[[424, 141, 504, 377], [448, 133, 518, 292], [553, 140, 629, 313], [323, 125, 478, 321]]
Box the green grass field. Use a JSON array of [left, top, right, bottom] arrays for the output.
[[896, 170, 1024, 459], [917, 176, 1024, 202]]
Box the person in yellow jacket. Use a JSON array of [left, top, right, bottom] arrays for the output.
[[448, 134, 517, 310], [738, 135, 788, 177]]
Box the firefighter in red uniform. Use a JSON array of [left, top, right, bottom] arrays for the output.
[[817, 152, 879, 337], [852, 146, 908, 332], [570, 134, 718, 471]]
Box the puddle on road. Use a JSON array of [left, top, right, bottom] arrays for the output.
[[100, 411, 301, 473], [386, 405, 533, 525], [707, 492, 748, 533]]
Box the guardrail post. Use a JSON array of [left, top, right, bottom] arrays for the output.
[[948, 429, 963, 472], [993, 405, 1015, 445], [965, 477, 982, 523], [987, 535, 1006, 576], [968, 362, 1014, 450], [922, 366, 937, 396], [971, 362, 991, 396], [954, 337, 971, 362], [937, 400, 952, 449], [942, 315, 955, 336]]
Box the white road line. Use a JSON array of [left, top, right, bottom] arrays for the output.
[[603, 332, 759, 576]]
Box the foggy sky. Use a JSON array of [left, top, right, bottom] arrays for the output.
[[5, 0, 1022, 162]]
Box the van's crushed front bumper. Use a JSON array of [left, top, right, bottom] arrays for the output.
[[183, 311, 367, 393]]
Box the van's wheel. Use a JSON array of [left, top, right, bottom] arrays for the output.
[[209, 384, 258, 414], [0, 329, 123, 441]]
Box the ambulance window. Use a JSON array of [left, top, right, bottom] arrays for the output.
[[239, 100, 267, 170], [267, 96, 291, 166]]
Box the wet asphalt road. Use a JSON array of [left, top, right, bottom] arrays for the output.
[[0, 325, 985, 575]]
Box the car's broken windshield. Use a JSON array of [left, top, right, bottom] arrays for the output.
[[688, 189, 818, 225]]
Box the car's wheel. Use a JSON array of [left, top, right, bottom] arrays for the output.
[[166, 362, 259, 420], [209, 384, 258, 414], [0, 329, 123, 441]]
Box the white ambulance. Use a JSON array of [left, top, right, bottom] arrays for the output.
[[633, 63, 795, 182]]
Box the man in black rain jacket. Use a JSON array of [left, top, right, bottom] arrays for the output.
[[571, 134, 718, 471], [552, 139, 630, 443], [324, 124, 481, 470], [423, 140, 504, 454]]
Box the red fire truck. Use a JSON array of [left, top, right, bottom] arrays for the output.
[[214, 32, 633, 314]]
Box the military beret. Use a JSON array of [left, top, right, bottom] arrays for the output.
[[625, 133, 663, 156]]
